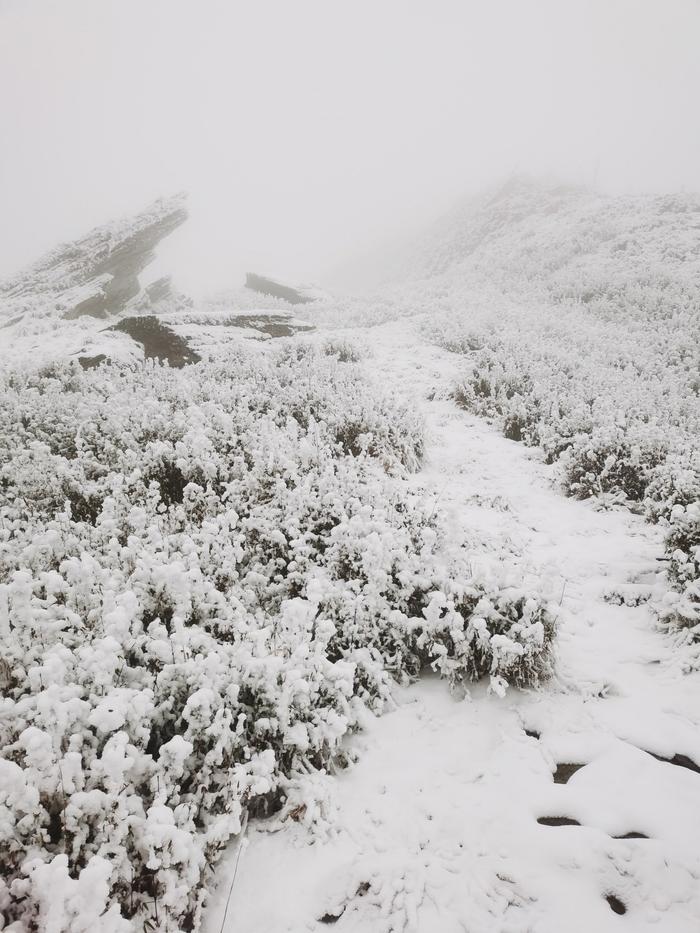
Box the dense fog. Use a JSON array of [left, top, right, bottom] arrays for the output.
[[1, 0, 699, 293]]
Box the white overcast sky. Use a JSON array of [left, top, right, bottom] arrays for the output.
[[1, 0, 699, 293]]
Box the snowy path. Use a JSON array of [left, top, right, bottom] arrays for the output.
[[205, 321, 700, 933]]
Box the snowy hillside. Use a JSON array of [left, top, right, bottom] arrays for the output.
[[0, 181, 699, 933], [403, 176, 700, 297], [394, 180, 700, 632], [317, 179, 699, 632]]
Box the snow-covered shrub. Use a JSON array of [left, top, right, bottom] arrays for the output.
[[414, 577, 556, 696], [322, 337, 364, 363], [6, 853, 132, 933], [0, 345, 555, 931], [453, 346, 544, 446], [603, 583, 653, 607], [659, 502, 700, 630], [318, 546, 558, 703], [644, 452, 700, 633], [645, 449, 700, 523], [561, 426, 667, 502]]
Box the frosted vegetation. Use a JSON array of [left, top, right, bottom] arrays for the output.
[[0, 177, 698, 931], [322, 180, 700, 634], [419, 184, 700, 632], [442, 313, 700, 630], [0, 343, 555, 930]]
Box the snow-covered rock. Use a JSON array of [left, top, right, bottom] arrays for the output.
[[1, 193, 187, 323], [245, 272, 325, 305]]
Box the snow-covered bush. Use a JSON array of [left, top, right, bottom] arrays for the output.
[[659, 502, 700, 630], [644, 452, 700, 634], [322, 337, 365, 363], [645, 450, 700, 523], [0, 345, 555, 931], [416, 579, 556, 695], [561, 426, 667, 503]]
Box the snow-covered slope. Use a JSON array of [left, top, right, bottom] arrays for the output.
[[403, 176, 700, 301], [201, 184, 700, 932], [336, 179, 699, 637], [205, 321, 700, 933], [1, 179, 698, 933]]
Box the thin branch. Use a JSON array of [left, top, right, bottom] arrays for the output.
[[218, 810, 250, 933]]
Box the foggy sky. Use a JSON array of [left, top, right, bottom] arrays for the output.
[[1, 0, 699, 295]]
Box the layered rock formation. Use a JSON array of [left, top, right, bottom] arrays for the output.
[[0, 193, 188, 325], [0, 194, 321, 370], [245, 272, 320, 305]]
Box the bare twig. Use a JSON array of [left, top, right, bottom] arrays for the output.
[[218, 810, 250, 933], [428, 479, 451, 520], [559, 579, 567, 606]]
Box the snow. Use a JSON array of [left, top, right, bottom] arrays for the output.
[[204, 320, 700, 933], [1, 181, 698, 931]]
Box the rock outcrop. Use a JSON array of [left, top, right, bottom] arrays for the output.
[[245, 272, 320, 305], [0, 194, 188, 324], [0, 195, 322, 370], [222, 312, 314, 337], [127, 275, 193, 316], [109, 316, 201, 368]]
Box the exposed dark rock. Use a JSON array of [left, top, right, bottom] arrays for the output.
[[613, 831, 649, 839], [643, 750, 700, 774], [108, 316, 200, 368], [78, 354, 108, 370], [605, 894, 627, 915], [245, 272, 318, 305], [0, 194, 188, 322], [552, 763, 586, 784], [173, 309, 315, 339], [537, 817, 581, 827], [224, 313, 315, 337]]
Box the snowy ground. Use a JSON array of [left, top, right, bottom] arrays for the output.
[[204, 320, 700, 933]]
